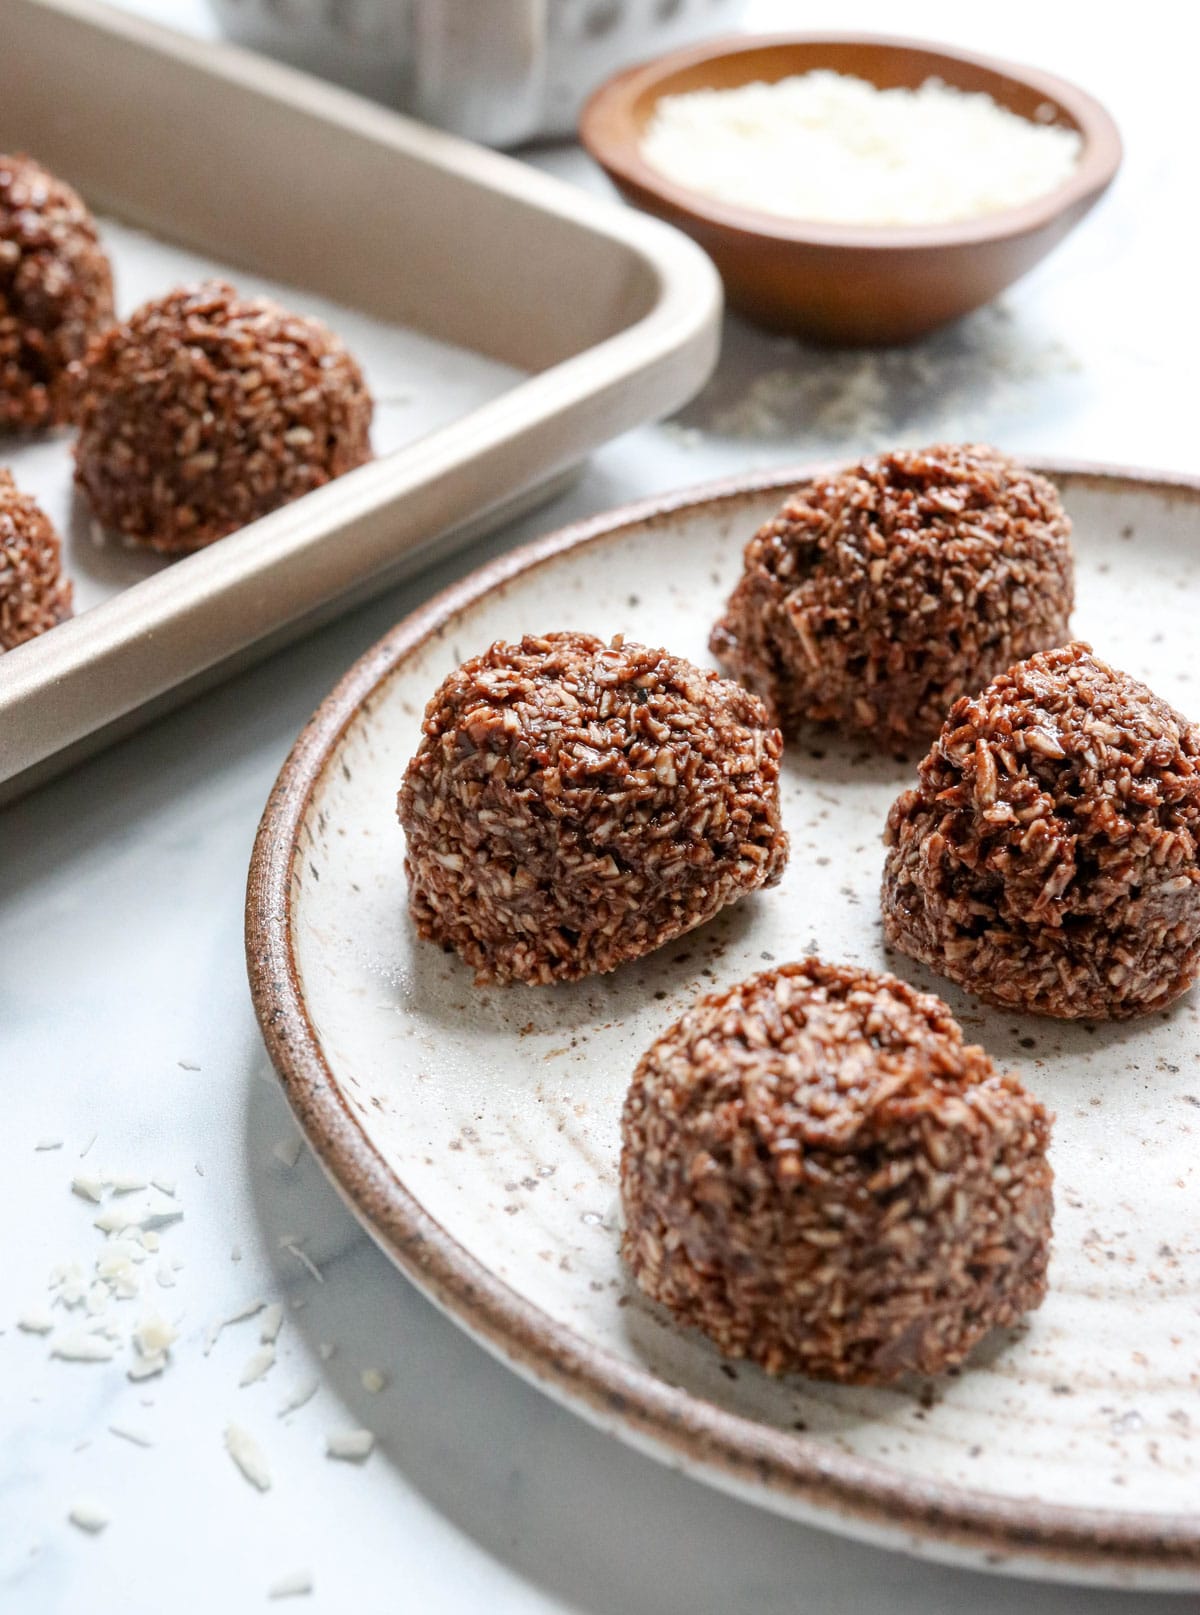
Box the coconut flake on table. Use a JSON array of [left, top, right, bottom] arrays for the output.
[[204, 1298, 266, 1355], [260, 1303, 284, 1345], [268, 1569, 314, 1600], [225, 1423, 272, 1491], [108, 1422, 153, 1448], [325, 1428, 375, 1462], [280, 1239, 323, 1283], [17, 1308, 55, 1335], [68, 1500, 110, 1533], [107, 1171, 149, 1195], [277, 1378, 320, 1418], [639, 71, 1082, 227], [132, 1314, 177, 1358], [239, 1344, 276, 1387], [51, 1330, 116, 1363]]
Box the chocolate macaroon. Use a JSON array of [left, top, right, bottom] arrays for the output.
[[0, 468, 72, 649], [397, 631, 789, 986], [620, 959, 1053, 1383], [0, 153, 114, 432], [883, 642, 1200, 1020], [74, 280, 372, 554], [710, 444, 1074, 751]]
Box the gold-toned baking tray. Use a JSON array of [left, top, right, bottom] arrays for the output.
[[0, 0, 721, 800]]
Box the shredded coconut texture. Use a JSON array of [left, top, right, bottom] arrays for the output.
[[74, 279, 372, 554], [0, 469, 71, 650], [621, 959, 1053, 1383], [640, 71, 1082, 227], [711, 444, 1074, 751], [399, 632, 789, 985], [0, 153, 114, 431], [883, 642, 1200, 1019]]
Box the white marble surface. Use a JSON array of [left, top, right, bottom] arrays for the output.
[[4, 2, 1198, 1610]]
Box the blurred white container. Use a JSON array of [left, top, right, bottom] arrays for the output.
[[208, 0, 745, 145]]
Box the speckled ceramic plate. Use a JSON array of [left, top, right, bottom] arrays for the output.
[[246, 463, 1200, 1588]]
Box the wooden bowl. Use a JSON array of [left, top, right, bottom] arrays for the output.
[[579, 34, 1123, 345]]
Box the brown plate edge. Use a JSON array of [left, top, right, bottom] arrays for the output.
[[245, 457, 1200, 1584]]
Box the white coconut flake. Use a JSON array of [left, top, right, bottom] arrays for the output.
[[239, 1344, 276, 1388], [156, 1261, 176, 1290], [52, 1331, 116, 1363], [204, 1298, 265, 1355], [280, 1241, 323, 1284], [360, 1369, 386, 1394], [268, 1569, 314, 1600], [72, 1174, 105, 1203], [79, 1133, 97, 1159], [150, 1174, 176, 1197], [18, 1308, 55, 1334], [317, 1341, 335, 1363], [94, 1206, 137, 1235], [108, 1172, 148, 1195], [68, 1500, 109, 1533], [272, 1136, 304, 1169], [96, 1249, 139, 1300], [325, 1428, 375, 1462], [225, 1423, 271, 1491], [108, 1423, 153, 1448], [276, 1378, 320, 1418], [133, 1314, 178, 1359], [128, 1353, 165, 1382], [259, 1304, 284, 1345], [35, 1137, 63, 1151]]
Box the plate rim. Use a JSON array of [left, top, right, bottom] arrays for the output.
[[245, 457, 1200, 1582]]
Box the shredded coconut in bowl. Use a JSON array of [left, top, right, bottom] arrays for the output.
[[640, 71, 1082, 227]]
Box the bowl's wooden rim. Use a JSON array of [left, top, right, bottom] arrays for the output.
[[579, 33, 1123, 251], [246, 459, 1200, 1582]]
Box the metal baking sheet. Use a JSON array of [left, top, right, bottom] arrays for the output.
[[0, 0, 721, 799]]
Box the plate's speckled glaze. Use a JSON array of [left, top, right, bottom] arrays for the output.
[[247, 465, 1200, 1587]]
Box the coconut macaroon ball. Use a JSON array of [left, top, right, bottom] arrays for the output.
[[0, 468, 72, 649], [710, 444, 1074, 751], [0, 153, 114, 432], [74, 280, 372, 554], [397, 631, 789, 986], [883, 643, 1200, 1020], [620, 960, 1053, 1384]]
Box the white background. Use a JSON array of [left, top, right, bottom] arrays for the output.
[[4, 2, 1197, 1611]]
